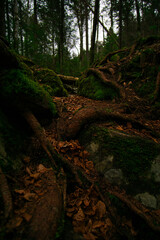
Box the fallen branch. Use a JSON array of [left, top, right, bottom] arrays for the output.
[[153, 72, 160, 102]]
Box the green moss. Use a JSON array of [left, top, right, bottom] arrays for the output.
[[78, 75, 119, 100], [80, 125, 160, 182], [0, 69, 57, 116], [33, 68, 68, 97]]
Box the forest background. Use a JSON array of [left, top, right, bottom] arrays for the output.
[[0, 0, 160, 76]]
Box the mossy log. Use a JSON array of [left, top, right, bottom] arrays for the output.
[[57, 74, 79, 83]]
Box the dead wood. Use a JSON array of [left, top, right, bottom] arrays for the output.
[[87, 68, 126, 98], [61, 106, 159, 139], [0, 167, 13, 218], [57, 74, 79, 82], [27, 170, 62, 240]]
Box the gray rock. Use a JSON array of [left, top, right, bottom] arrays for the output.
[[135, 192, 157, 209], [95, 155, 114, 174], [151, 155, 160, 182], [104, 168, 123, 185]]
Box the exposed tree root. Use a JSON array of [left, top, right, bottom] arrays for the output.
[[61, 106, 160, 139], [86, 68, 126, 98], [107, 187, 160, 232], [0, 167, 13, 219], [99, 48, 130, 66], [27, 170, 62, 240]]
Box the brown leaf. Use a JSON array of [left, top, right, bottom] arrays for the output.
[[83, 232, 97, 240], [73, 208, 85, 221], [37, 164, 48, 173], [85, 161, 94, 170], [26, 167, 32, 176], [96, 201, 106, 218], [23, 212, 32, 222], [92, 220, 104, 229], [14, 189, 25, 194], [23, 192, 37, 201], [84, 198, 90, 207]]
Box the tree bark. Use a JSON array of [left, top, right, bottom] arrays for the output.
[[0, 0, 6, 38], [6, 0, 10, 43], [90, 0, 100, 64], [135, 0, 141, 37], [119, 0, 123, 49], [13, 0, 19, 51]]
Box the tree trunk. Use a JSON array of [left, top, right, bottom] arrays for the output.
[[6, 0, 10, 43], [59, 0, 64, 73], [13, 0, 19, 51], [135, 0, 141, 37], [90, 0, 100, 64], [85, 1, 89, 61], [119, 0, 122, 49], [18, 0, 23, 55], [110, 0, 114, 30], [0, 0, 6, 38]]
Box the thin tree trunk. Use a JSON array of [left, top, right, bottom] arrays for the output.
[[90, 0, 100, 64], [6, 0, 10, 42], [18, 0, 23, 55], [110, 0, 114, 29], [59, 0, 64, 73], [0, 0, 6, 37], [119, 0, 122, 49], [135, 0, 141, 37], [33, 0, 38, 57], [13, 0, 19, 51], [85, 2, 89, 61]]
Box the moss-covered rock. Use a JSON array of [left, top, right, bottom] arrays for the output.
[[79, 124, 160, 197], [0, 69, 57, 116], [78, 74, 119, 100], [33, 68, 68, 97]]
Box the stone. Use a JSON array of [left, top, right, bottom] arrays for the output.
[[135, 192, 157, 209], [95, 155, 114, 174], [151, 155, 160, 182], [104, 169, 123, 185]]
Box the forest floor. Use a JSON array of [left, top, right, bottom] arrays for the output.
[[4, 86, 160, 240]]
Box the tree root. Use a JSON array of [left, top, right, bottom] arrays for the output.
[[153, 72, 160, 103], [27, 170, 63, 240], [61, 106, 160, 139], [86, 68, 126, 98], [0, 167, 13, 219]]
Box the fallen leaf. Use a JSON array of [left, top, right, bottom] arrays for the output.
[[83, 232, 97, 240], [92, 220, 104, 229], [37, 164, 48, 173], [116, 125, 123, 131], [23, 212, 32, 222], [73, 208, 85, 221], [84, 198, 90, 207], [96, 201, 106, 218], [14, 189, 25, 194], [23, 192, 37, 201], [26, 167, 32, 176]]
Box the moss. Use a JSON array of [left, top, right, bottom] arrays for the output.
[[0, 110, 24, 171], [78, 74, 119, 100], [33, 68, 68, 97], [79, 125, 160, 183], [0, 69, 57, 116]]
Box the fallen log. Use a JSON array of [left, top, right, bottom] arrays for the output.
[[57, 74, 79, 83]]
